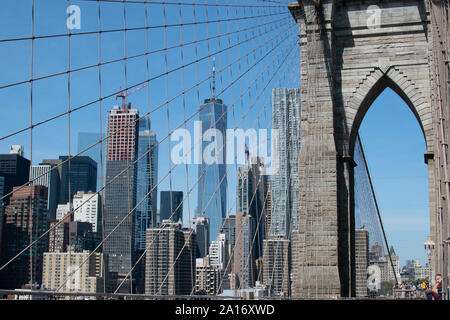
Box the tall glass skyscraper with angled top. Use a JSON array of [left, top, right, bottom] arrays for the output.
[[196, 97, 227, 246], [135, 117, 158, 252]]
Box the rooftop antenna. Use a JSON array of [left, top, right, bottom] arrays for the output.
[[212, 57, 216, 99]]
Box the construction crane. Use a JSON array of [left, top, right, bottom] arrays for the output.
[[116, 83, 148, 111]]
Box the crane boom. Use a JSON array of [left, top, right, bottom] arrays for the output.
[[116, 83, 148, 111]]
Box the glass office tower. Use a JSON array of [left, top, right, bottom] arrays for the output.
[[135, 117, 158, 251], [196, 97, 227, 245]]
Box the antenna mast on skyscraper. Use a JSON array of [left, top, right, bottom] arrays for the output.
[[212, 57, 216, 99]]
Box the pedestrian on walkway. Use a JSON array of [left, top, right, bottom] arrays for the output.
[[411, 284, 417, 298], [431, 274, 443, 300], [425, 281, 433, 300]]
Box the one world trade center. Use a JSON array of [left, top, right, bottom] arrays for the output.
[[196, 63, 227, 248]]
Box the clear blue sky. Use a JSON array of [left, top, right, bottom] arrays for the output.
[[0, 1, 429, 268]]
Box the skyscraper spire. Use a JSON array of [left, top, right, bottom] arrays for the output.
[[212, 57, 216, 99]]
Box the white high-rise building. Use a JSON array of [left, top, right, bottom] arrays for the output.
[[73, 191, 101, 232], [209, 233, 227, 270], [56, 203, 72, 221], [195, 256, 221, 295]]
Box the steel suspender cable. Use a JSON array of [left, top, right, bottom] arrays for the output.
[[97, 0, 107, 294], [28, 0, 35, 295]]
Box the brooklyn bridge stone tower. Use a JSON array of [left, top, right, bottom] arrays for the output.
[[288, 0, 444, 298]]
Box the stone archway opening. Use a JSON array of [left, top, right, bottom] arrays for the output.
[[352, 86, 430, 295], [340, 68, 436, 297]]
